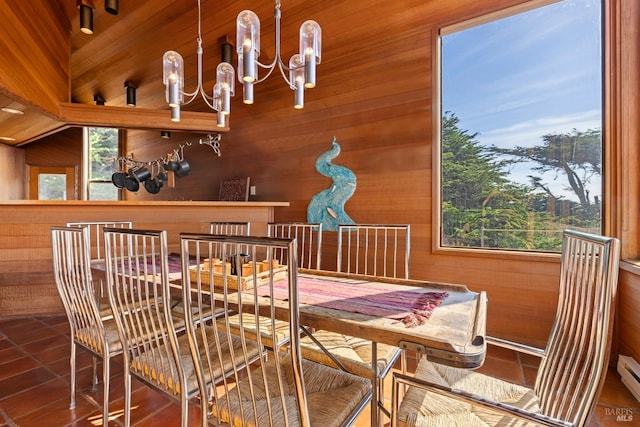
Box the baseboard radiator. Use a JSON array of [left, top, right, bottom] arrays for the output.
[[617, 355, 640, 402]]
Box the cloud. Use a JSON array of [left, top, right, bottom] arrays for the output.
[[478, 110, 601, 148]]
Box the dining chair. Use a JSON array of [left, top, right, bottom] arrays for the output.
[[391, 229, 620, 427], [66, 221, 133, 264], [268, 222, 323, 270], [179, 232, 373, 427], [299, 223, 411, 425], [102, 227, 200, 427], [66, 221, 132, 309], [209, 220, 251, 236], [50, 226, 123, 427], [209, 221, 251, 261]]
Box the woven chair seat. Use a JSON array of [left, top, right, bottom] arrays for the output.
[[131, 326, 261, 397], [224, 313, 291, 349], [76, 318, 122, 354], [300, 329, 402, 378], [397, 358, 540, 427], [212, 355, 371, 427]]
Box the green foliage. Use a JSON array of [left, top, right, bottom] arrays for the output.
[[441, 112, 600, 251], [89, 128, 118, 180]]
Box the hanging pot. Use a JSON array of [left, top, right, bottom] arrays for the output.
[[124, 175, 140, 192], [144, 176, 163, 194], [111, 171, 126, 188], [175, 159, 190, 177], [164, 160, 179, 171], [129, 166, 151, 182], [111, 157, 126, 188]]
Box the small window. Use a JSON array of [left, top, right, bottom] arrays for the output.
[[85, 127, 119, 200], [438, 0, 602, 252]]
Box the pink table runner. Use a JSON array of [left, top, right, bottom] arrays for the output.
[[262, 275, 448, 328]]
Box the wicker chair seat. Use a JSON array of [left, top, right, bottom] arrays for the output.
[[397, 358, 540, 427], [300, 329, 402, 378], [225, 312, 291, 349], [131, 326, 261, 397], [212, 355, 371, 427], [75, 318, 122, 354]]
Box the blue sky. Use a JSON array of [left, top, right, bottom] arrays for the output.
[[441, 0, 602, 201]]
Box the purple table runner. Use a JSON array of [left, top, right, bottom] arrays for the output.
[[262, 275, 448, 328]]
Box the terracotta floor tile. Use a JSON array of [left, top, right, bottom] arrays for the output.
[[475, 355, 523, 383], [0, 355, 41, 381], [0, 366, 57, 400], [0, 377, 70, 421], [0, 346, 26, 364], [1, 316, 637, 427], [13, 391, 98, 427]]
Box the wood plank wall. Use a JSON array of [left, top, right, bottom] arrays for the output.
[[3, 0, 639, 361], [0, 202, 282, 317], [0, 144, 25, 200]]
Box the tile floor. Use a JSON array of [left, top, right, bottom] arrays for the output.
[[0, 316, 639, 426]]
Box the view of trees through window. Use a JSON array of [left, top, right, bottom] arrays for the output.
[[88, 127, 119, 200], [440, 0, 602, 251]]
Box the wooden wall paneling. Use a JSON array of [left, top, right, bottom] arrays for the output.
[[123, 129, 229, 202], [0, 144, 25, 200], [0, 201, 284, 318], [618, 268, 640, 362]]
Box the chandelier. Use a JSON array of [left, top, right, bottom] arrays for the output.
[[163, 0, 321, 127], [236, 0, 322, 109], [163, 0, 235, 127]]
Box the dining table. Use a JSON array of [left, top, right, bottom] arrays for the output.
[[94, 257, 487, 427], [218, 267, 487, 427]]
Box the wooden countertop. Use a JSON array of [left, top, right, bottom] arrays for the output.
[[0, 200, 290, 207]]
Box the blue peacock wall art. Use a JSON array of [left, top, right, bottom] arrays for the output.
[[307, 136, 356, 231]]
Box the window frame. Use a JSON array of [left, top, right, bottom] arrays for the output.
[[433, 0, 605, 257], [82, 127, 123, 201]]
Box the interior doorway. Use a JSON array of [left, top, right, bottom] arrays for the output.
[[28, 165, 77, 200]]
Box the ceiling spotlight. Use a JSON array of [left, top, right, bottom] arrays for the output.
[[78, 1, 94, 35], [105, 0, 119, 15], [1, 107, 24, 115], [93, 94, 105, 105], [125, 82, 137, 107], [160, 131, 171, 138]]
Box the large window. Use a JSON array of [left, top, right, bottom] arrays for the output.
[[439, 0, 602, 251], [85, 127, 119, 200]]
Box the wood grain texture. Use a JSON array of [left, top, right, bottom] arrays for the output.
[[0, 201, 285, 317], [0, 0, 638, 358]]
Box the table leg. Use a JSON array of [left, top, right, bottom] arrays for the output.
[[371, 341, 379, 427]]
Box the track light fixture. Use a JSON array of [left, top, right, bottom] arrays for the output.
[[105, 0, 119, 15], [78, 0, 94, 35], [160, 131, 171, 138], [93, 94, 105, 105], [125, 82, 137, 107]]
